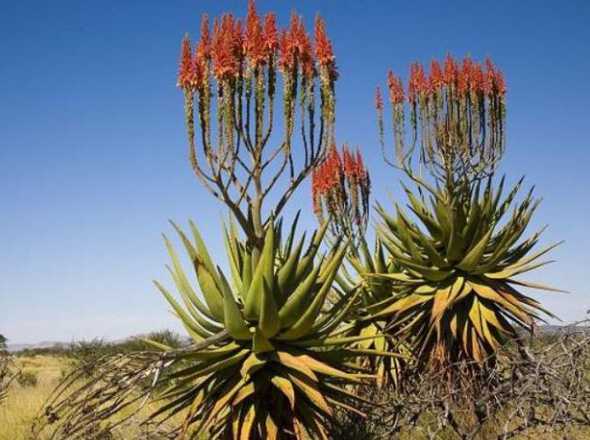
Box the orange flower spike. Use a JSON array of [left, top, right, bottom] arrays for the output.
[[278, 29, 295, 72], [263, 13, 278, 54], [233, 19, 244, 56], [355, 150, 368, 181], [197, 15, 211, 60], [211, 14, 241, 80], [244, 0, 266, 65], [375, 86, 384, 111], [312, 170, 322, 215], [484, 58, 506, 96], [343, 146, 355, 181], [178, 35, 196, 90], [408, 63, 426, 103], [458, 58, 473, 95], [471, 64, 484, 93], [494, 69, 506, 96], [387, 70, 404, 104], [289, 13, 304, 54], [314, 16, 335, 67], [443, 54, 457, 86], [430, 60, 443, 92], [291, 17, 314, 79]]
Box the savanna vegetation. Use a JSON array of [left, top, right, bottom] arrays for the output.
[[2, 1, 589, 439]]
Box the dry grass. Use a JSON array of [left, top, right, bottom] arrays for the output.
[[0, 356, 178, 440], [2, 354, 589, 439], [0, 356, 70, 440]]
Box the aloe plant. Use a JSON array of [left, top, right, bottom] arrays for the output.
[[373, 178, 561, 366], [335, 239, 413, 389], [152, 218, 390, 439]]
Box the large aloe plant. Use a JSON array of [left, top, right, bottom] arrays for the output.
[[373, 177, 561, 366], [153, 218, 388, 439], [336, 239, 412, 389]]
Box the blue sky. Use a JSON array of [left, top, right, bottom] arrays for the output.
[[1, 1, 589, 344]]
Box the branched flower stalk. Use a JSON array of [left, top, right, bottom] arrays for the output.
[[178, 0, 338, 250], [377, 55, 506, 189], [311, 144, 371, 247]]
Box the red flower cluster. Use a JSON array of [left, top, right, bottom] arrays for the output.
[[279, 14, 314, 77], [312, 145, 370, 242], [314, 16, 337, 79], [178, 36, 196, 89], [210, 14, 242, 80], [244, 0, 279, 67], [375, 86, 384, 111], [343, 148, 368, 188], [382, 55, 507, 105], [178, 0, 337, 88], [387, 70, 404, 105], [312, 146, 343, 213]]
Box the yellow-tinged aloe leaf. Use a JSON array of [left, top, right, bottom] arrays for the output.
[[275, 351, 318, 382], [478, 301, 509, 334], [469, 281, 532, 326], [431, 285, 452, 323], [447, 276, 465, 304], [294, 354, 366, 382], [270, 376, 296, 410], [507, 279, 568, 293], [370, 272, 412, 282], [485, 260, 553, 279], [375, 294, 431, 318], [240, 404, 256, 440], [232, 382, 255, 407], [468, 296, 486, 343], [206, 379, 245, 430], [231, 405, 242, 438], [294, 333, 384, 348], [286, 372, 332, 416], [265, 414, 279, 440], [240, 353, 267, 379]]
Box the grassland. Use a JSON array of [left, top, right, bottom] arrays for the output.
[[1, 352, 589, 439], [0, 355, 68, 440]]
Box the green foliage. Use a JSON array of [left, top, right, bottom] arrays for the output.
[[373, 177, 561, 365], [336, 239, 411, 389], [151, 217, 388, 439]]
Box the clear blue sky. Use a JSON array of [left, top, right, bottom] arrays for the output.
[[1, 1, 589, 344]]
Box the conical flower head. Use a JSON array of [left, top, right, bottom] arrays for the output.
[[177, 35, 197, 90]]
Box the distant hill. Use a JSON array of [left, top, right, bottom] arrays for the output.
[[6, 341, 66, 353]]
